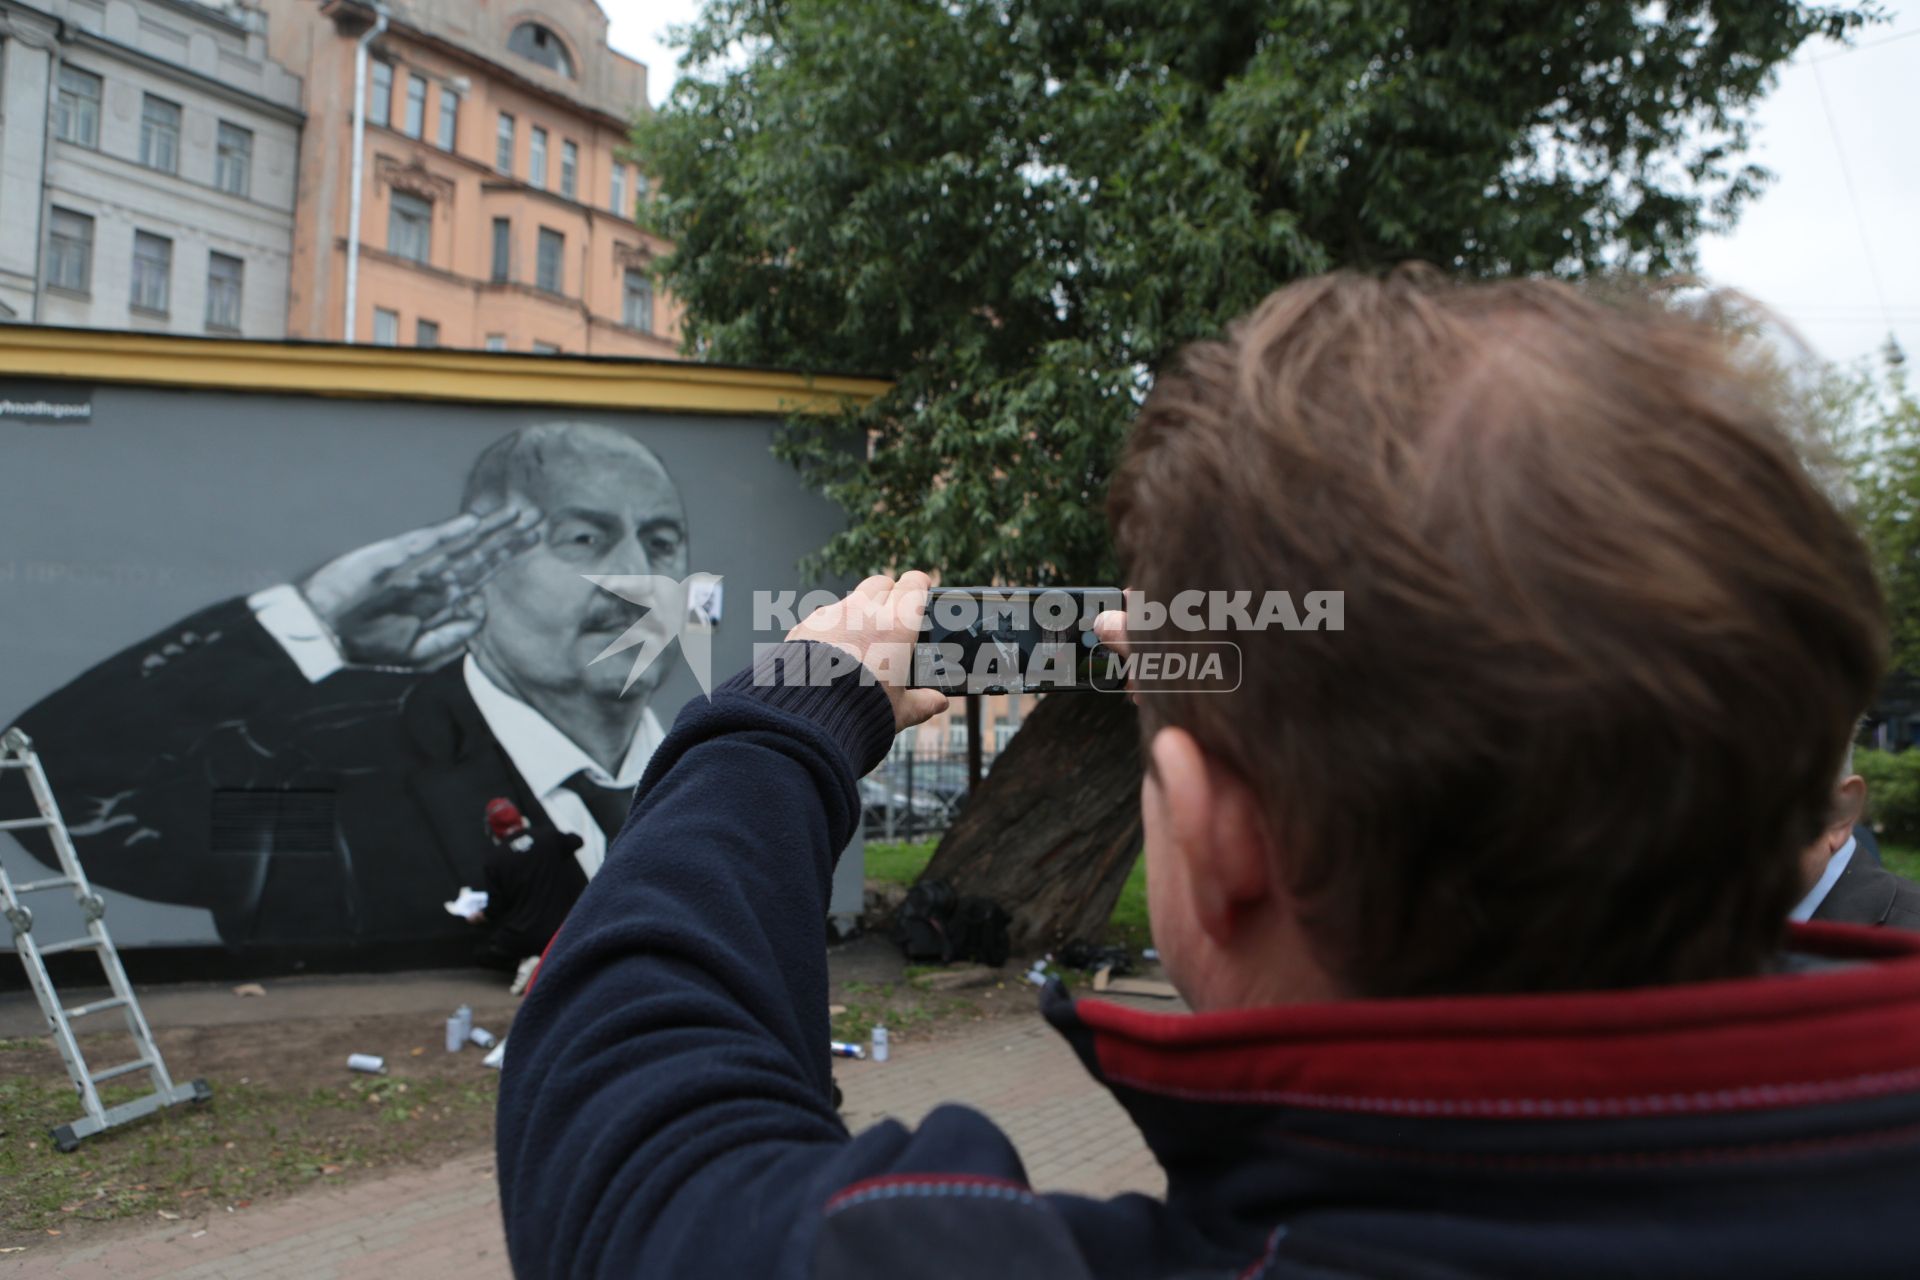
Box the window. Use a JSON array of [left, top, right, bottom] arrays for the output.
[[946, 722, 967, 753], [416, 318, 439, 347], [610, 165, 625, 216], [55, 67, 101, 147], [635, 172, 650, 202], [994, 723, 1016, 752], [535, 227, 563, 293], [531, 341, 560, 354], [215, 122, 253, 197], [139, 94, 181, 174], [388, 191, 431, 263], [403, 73, 427, 138], [484, 334, 507, 352], [490, 217, 511, 282], [560, 140, 578, 199], [369, 60, 392, 127], [529, 127, 547, 190], [131, 231, 172, 313], [622, 267, 652, 332], [205, 252, 244, 331], [495, 112, 515, 173], [507, 22, 574, 77], [437, 88, 458, 150], [373, 307, 399, 346], [46, 208, 93, 293]]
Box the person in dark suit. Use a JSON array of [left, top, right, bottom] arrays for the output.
[[472, 798, 586, 969], [1796, 751, 1920, 930], [1, 423, 687, 957]]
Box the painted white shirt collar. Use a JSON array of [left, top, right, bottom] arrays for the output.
[[462, 655, 662, 880], [461, 654, 662, 796], [1790, 833, 1856, 924]]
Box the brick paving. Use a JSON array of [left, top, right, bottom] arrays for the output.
[[6, 1011, 1162, 1278]]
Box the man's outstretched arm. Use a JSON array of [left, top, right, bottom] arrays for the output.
[[495, 577, 1041, 1277]]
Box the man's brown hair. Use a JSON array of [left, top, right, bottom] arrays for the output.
[[1109, 267, 1886, 997]]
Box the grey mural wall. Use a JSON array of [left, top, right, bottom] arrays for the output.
[[0, 380, 863, 962]]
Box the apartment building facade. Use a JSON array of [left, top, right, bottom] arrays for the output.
[[260, 0, 676, 355], [0, 0, 303, 334]]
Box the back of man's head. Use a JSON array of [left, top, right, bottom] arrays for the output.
[[1109, 267, 1886, 998]]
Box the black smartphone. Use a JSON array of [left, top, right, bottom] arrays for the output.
[[909, 587, 1124, 694]]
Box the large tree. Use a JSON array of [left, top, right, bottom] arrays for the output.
[[634, 0, 1879, 949]]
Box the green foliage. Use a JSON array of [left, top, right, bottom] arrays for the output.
[[1856, 747, 1920, 845], [1823, 347, 1920, 673], [636, 0, 1878, 583], [1883, 843, 1920, 883]]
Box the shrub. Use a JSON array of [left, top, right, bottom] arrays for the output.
[[1855, 748, 1920, 844]]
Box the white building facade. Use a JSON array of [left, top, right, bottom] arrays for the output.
[[0, 0, 301, 335]]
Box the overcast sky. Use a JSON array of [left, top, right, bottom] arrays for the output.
[[603, 1, 1918, 370]]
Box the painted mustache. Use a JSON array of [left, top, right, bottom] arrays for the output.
[[580, 601, 656, 635]]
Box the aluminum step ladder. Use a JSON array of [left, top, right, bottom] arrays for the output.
[[0, 726, 210, 1151]]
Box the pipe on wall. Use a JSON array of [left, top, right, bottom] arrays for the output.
[[344, 3, 389, 344]]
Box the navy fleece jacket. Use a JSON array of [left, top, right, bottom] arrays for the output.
[[495, 642, 1033, 1276]]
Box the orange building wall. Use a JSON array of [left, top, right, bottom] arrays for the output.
[[262, 0, 681, 357]]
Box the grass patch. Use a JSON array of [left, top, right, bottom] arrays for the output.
[[865, 839, 1151, 946], [1106, 858, 1151, 949], [864, 840, 936, 886], [0, 1062, 497, 1243]]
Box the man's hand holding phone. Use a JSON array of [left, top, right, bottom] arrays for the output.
[[785, 571, 950, 733]]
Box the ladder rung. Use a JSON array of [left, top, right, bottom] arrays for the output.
[[36, 936, 103, 956], [12, 877, 76, 893], [0, 760, 32, 769], [90, 1058, 153, 1084], [65, 996, 129, 1019], [0, 817, 54, 831]]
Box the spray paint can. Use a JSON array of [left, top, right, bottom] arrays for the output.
[[455, 1004, 473, 1039], [347, 1054, 387, 1074], [469, 1025, 497, 1049], [871, 1025, 890, 1063], [828, 1041, 866, 1060], [446, 1014, 466, 1053]]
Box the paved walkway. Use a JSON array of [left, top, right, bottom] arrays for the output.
[[8, 1015, 1162, 1278]]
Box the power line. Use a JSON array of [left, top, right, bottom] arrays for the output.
[[1808, 55, 1899, 344]]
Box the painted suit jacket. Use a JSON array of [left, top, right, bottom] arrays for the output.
[[3, 597, 543, 956]]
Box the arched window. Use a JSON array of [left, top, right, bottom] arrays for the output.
[[508, 22, 575, 78]]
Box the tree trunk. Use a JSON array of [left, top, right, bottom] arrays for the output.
[[920, 691, 1143, 953]]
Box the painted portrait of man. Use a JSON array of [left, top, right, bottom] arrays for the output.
[[5, 422, 686, 956]]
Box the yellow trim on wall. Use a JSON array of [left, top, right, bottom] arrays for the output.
[[0, 327, 891, 416]]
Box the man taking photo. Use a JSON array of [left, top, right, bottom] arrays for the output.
[[498, 269, 1920, 1277]]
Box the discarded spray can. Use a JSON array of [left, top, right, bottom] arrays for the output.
[[347, 1053, 387, 1074], [454, 1004, 474, 1040], [828, 1041, 867, 1060], [446, 1014, 465, 1053], [469, 1025, 498, 1050], [871, 1025, 890, 1063]]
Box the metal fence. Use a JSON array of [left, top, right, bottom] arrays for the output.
[[861, 739, 1005, 842]]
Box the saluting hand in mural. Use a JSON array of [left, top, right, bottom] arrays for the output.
[[301, 506, 545, 669], [6, 422, 687, 953]]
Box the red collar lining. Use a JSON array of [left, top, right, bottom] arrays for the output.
[[1079, 922, 1920, 1111]]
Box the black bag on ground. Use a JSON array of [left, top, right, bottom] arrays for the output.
[[894, 877, 958, 962], [950, 896, 1012, 968]]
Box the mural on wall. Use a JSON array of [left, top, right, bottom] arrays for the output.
[[3, 416, 714, 956]]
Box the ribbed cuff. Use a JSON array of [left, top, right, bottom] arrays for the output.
[[716, 640, 898, 776]]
